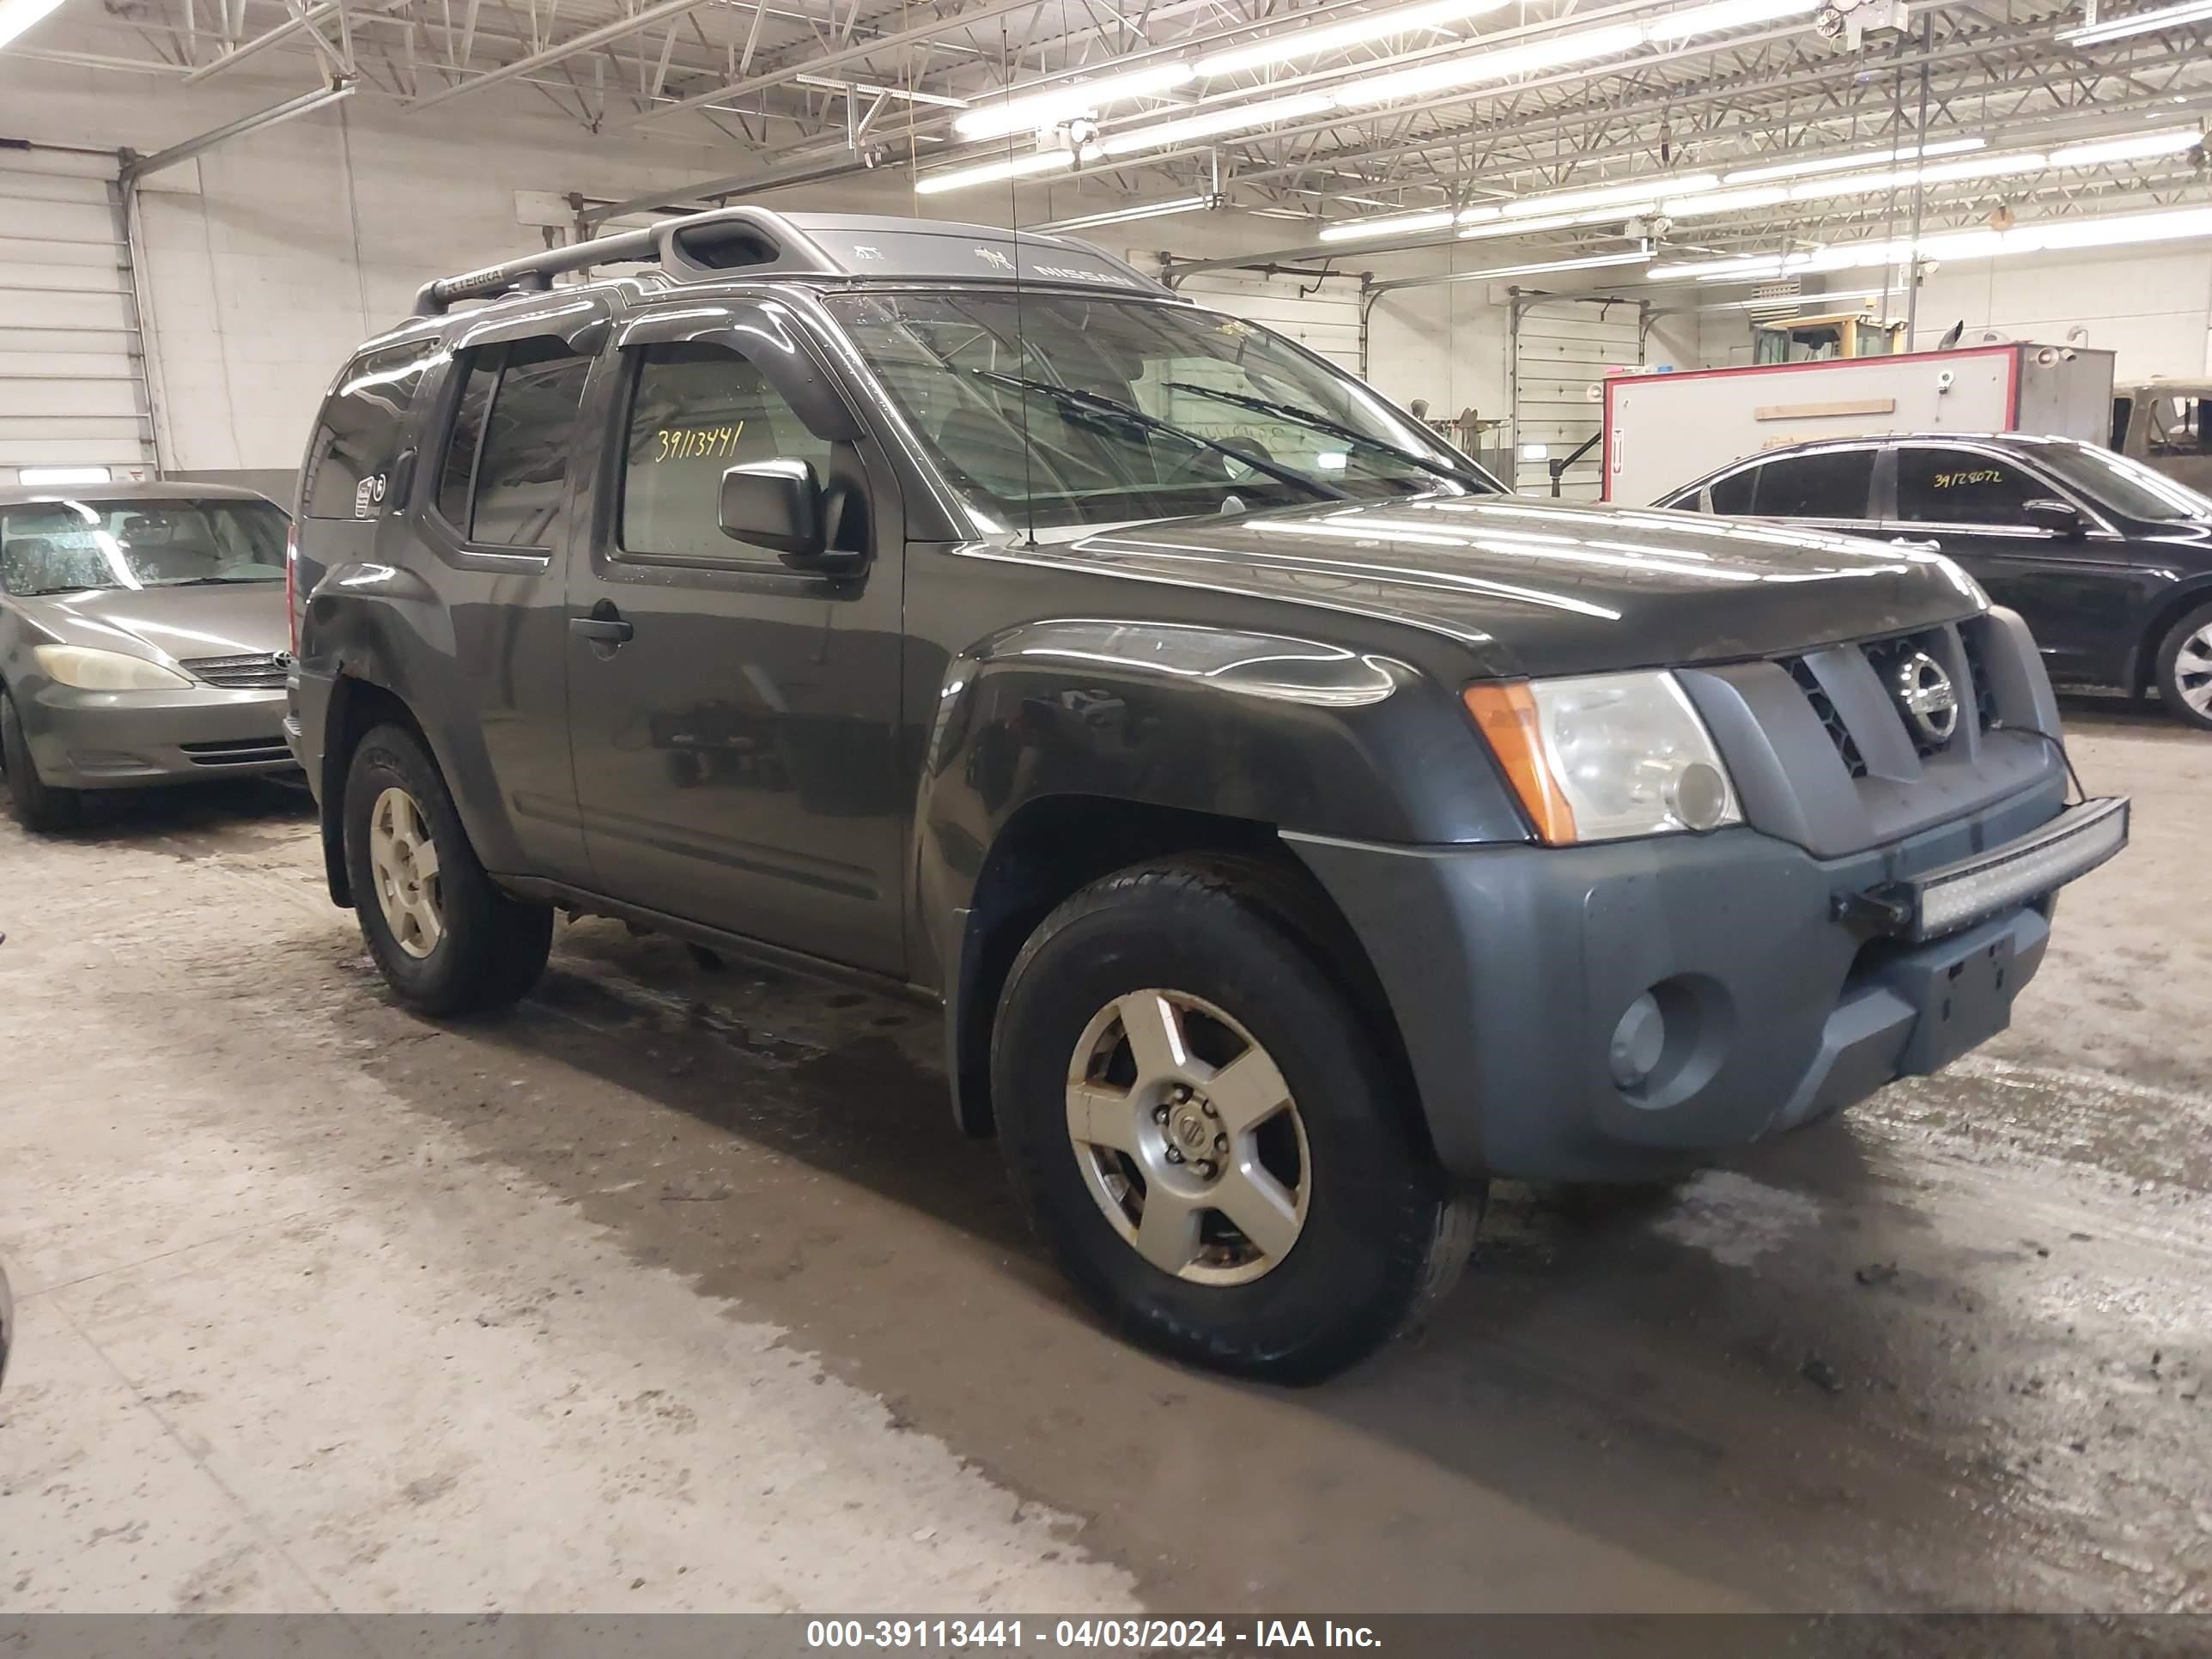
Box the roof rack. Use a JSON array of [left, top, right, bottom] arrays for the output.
[[411, 205, 1172, 315]]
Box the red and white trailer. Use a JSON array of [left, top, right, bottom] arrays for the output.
[[1601, 343, 2116, 503]]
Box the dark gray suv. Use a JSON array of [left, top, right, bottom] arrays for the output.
[[288, 209, 2128, 1378]]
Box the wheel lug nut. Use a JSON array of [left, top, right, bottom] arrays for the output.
[[1213, 1134, 1228, 1154], [1165, 1146, 1183, 1164], [1171, 1085, 1192, 1104], [1195, 1160, 1217, 1180], [1200, 1100, 1218, 1118], [1152, 1104, 1170, 1124]]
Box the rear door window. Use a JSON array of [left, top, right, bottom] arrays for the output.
[[431, 337, 592, 549], [301, 341, 442, 520], [1895, 447, 2043, 526], [1706, 467, 1757, 514], [1750, 448, 1874, 519], [2148, 395, 2207, 457]]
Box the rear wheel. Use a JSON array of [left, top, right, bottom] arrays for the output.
[[343, 723, 552, 1015], [2154, 601, 2212, 731], [0, 687, 82, 832], [993, 858, 1481, 1382]]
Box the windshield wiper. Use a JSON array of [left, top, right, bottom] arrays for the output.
[[1161, 381, 1492, 489], [971, 370, 1348, 501]]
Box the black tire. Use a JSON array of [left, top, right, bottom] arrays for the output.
[[343, 722, 552, 1015], [0, 687, 82, 833], [2154, 600, 2212, 732], [992, 857, 1481, 1382]]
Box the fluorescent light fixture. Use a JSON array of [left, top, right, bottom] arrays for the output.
[[913, 147, 1078, 195], [1785, 149, 2048, 201], [1649, 251, 1811, 279], [1723, 137, 1984, 185], [2048, 126, 2204, 166], [1033, 195, 1215, 232], [1317, 209, 1456, 242], [1459, 211, 1582, 239], [1459, 250, 1654, 280], [1644, 0, 1818, 40], [1334, 22, 1645, 104], [0, 0, 68, 50], [16, 465, 112, 486], [1094, 92, 1336, 155], [1505, 172, 1718, 217], [1195, 0, 1514, 79], [2062, 0, 2212, 46], [1660, 183, 1790, 216], [953, 63, 1195, 140], [795, 74, 969, 108], [1521, 443, 1551, 459]]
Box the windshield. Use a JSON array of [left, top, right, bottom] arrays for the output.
[[2032, 440, 2212, 522], [0, 498, 289, 598], [824, 289, 1498, 532]]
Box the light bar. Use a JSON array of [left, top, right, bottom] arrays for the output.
[[1317, 209, 1456, 242], [2061, 0, 2212, 46], [1459, 210, 1583, 239], [1784, 149, 2049, 201], [1457, 250, 1654, 280], [1723, 137, 1985, 185], [795, 74, 969, 108], [953, 63, 1195, 141], [15, 465, 112, 486], [913, 147, 1077, 196], [1195, 0, 1514, 79], [1094, 92, 1336, 155], [0, 0, 67, 49], [1660, 183, 1790, 217], [1505, 171, 1718, 217], [1032, 195, 1215, 233], [1334, 23, 1646, 105], [2048, 126, 2204, 167]]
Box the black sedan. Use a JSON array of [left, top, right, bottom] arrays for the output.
[[1657, 432, 2212, 727]]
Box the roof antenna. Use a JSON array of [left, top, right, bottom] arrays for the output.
[[995, 24, 1040, 550]]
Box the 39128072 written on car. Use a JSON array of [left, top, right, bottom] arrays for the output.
[[283, 210, 2130, 1380]]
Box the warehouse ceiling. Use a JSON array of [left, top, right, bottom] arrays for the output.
[[32, 0, 2212, 271]]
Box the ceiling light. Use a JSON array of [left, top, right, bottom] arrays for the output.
[[914, 147, 1078, 195], [1033, 195, 1216, 232], [1459, 211, 1581, 239], [2062, 0, 2212, 46], [1660, 184, 1790, 216], [16, 465, 112, 486], [1644, 0, 1818, 40], [953, 63, 1195, 140], [1458, 250, 1655, 280], [1505, 172, 1718, 217], [0, 0, 69, 49], [2048, 126, 2204, 166], [1649, 251, 1809, 279], [1784, 149, 2047, 201], [1317, 209, 1456, 242], [1723, 137, 1984, 185], [1195, 0, 1515, 79], [1334, 23, 1646, 105], [1094, 92, 1337, 155]]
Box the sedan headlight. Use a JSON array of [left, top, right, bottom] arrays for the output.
[[1464, 671, 1741, 844], [33, 644, 195, 692]]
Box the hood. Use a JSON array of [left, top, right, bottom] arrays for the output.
[[1060, 495, 1988, 679], [15, 581, 288, 665]]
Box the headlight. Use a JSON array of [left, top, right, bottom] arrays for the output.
[[33, 645, 195, 692], [1464, 671, 1741, 844]]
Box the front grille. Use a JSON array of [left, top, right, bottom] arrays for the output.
[[1788, 657, 1869, 779], [1957, 625, 2001, 734], [180, 652, 287, 689], [179, 737, 292, 767]]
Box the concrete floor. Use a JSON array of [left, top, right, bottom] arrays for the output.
[[2, 698, 2207, 1616]]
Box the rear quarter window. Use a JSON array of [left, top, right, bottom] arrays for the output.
[[301, 341, 444, 520]]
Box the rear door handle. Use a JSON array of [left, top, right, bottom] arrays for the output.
[[1889, 537, 1944, 553]]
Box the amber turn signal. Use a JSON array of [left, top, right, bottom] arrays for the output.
[[1462, 682, 1579, 844]]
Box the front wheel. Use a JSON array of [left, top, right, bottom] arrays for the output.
[[992, 858, 1480, 1382], [0, 688, 82, 832], [2154, 601, 2212, 731], [343, 722, 552, 1015]]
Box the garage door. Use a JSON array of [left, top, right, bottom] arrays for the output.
[[0, 147, 157, 486], [1513, 298, 1641, 501], [1179, 270, 1364, 372]]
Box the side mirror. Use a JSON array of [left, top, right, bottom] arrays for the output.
[[720, 459, 825, 562], [2022, 497, 2086, 539]]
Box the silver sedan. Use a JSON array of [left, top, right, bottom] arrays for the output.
[[0, 483, 296, 830]]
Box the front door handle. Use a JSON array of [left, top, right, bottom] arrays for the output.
[[569, 603, 634, 647], [1889, 537, 1944, 553]]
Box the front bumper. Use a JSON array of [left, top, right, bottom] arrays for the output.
[[1290, 779, 2125, 1182], [16, 681, 295, 789]]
